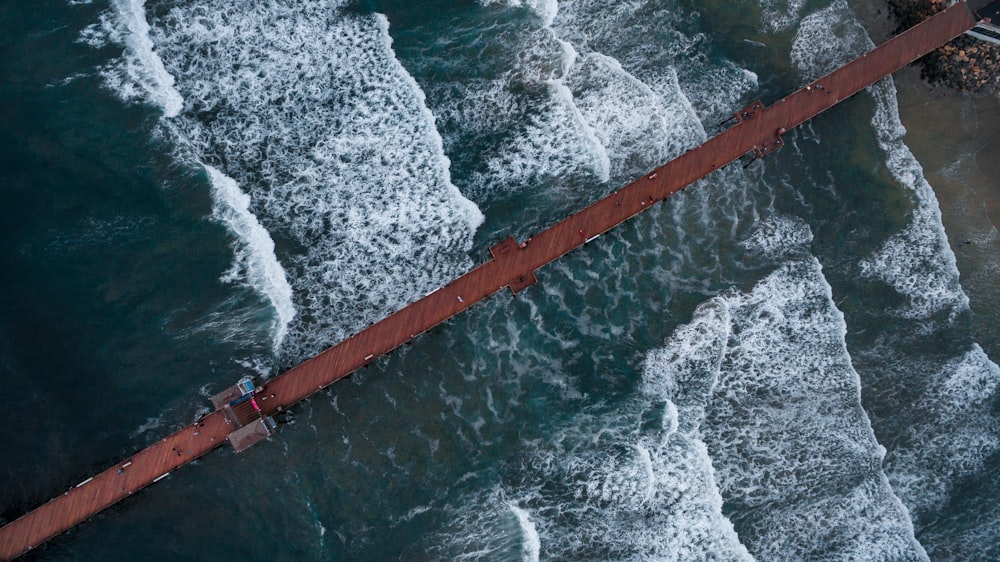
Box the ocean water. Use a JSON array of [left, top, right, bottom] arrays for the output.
[[1, 0, 998, 560]]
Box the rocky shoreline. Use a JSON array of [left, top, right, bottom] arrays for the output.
[[889, 0, 1000, 95]]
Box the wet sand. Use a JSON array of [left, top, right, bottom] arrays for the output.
[[894, 66, 1000, 353], [851, 0, 999, 353], [894, 67, 1000, 232]]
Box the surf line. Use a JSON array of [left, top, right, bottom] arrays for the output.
[[0, 2, 987, 559]]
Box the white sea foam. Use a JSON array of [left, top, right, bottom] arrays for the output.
[[644, 302, 730, 432], [476, 63, 612, 195], [679, 64, 760, 125], [740, 214, 813, 260], [205, 165, 295, 351], [409, 10, 782, 552], [128, 414, 164, 439], [508, 504, 541, 562], [480, 0, 558, 27], [78, 13, 115, 49], [428, 403, 754, 560], [760, 0, 808, 32], [433, 0, 747, 208], [564, 53, 705, 180], [650, 248, 926, 559], [791, 2, 1000, 551], [415, 488, 544, 560], [790, 0, 871, 81], [852, 14, 1000, 529], [86, 1, 299, 356], [106, 0, 184, 117], [528, 406, 754, 560], [885, 345, 1000, 516], [428, 289, 758, 558], [862, 77, 970, 321], [552, 0, 757, 137], [459, 29, 613, 198], [793, 0, 969, 321], [421, 288, 756, 559], [94, 1, 483, 360]]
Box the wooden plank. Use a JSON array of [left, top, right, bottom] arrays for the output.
[[0, 412, 230, 560]]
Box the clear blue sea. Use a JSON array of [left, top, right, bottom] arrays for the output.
[[1, 0, 998, 560]]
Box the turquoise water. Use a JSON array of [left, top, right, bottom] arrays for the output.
[[1, 0, 998, 560]]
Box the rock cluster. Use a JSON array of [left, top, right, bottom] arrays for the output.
[[889, 0, 1000, 95]]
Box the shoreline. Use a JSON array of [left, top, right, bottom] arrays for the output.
[[854, 0, 1000, 354], [894, 67, 1000, 234], [893, 67, 1000, 354]]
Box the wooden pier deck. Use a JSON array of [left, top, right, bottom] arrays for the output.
[[0, 3, 979, 559]]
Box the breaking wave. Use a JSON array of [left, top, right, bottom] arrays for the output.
[[415, 0, 756, 217], [760, 0, 809, 33], [206, 164, 295, 351], [884, 345, 1000, 515], [790, 0, 871, 81], [509, 504, 541, 562], [480, 0, 558, 27], [644, 214, 923, 560], [793, 0, 970, 322], [864, 77, 971, 321], [88, 0, 296, 353], [792, 1, 1000, 556], [90, 0, 483, 361], [421, 401, 754, 560], [103, 0, 184, 117]]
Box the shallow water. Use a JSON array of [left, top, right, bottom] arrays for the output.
[[1, 0, 998, 560]]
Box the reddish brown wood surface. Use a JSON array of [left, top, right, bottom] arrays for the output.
[[0, 3, 977, 559], [0, 411, 231, 560]]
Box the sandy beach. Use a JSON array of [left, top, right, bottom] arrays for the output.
[[895, 66, 1000, 353], [851, 0, 1000, 354]]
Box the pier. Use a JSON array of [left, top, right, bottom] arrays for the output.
[[0, 2, 990, 559]]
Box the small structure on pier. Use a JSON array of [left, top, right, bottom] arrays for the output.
[[210, 376, 277, 452], [967, 0, 1000, 44]]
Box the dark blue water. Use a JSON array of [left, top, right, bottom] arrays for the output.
[[1, 0, 998, 560]]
